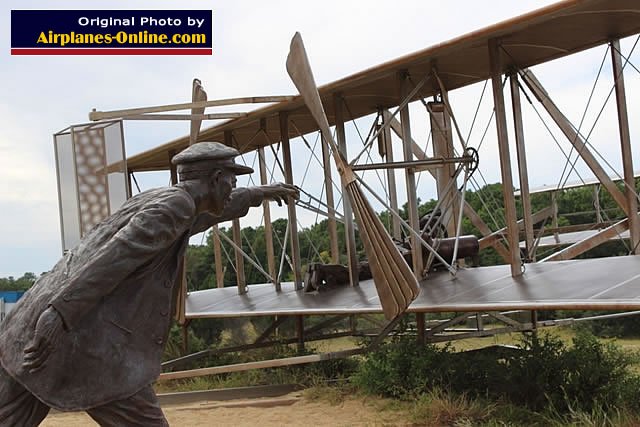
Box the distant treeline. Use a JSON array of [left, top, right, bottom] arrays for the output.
[[0, 273, 38, 291], [185, 180, 632, 291], [4, 180, 635, 292]]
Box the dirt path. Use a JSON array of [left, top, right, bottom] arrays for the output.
[[41, 391, 408, 426]]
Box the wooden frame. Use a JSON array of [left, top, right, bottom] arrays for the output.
[[279, 112, 304, 290], [510, 73, 535, 260], [333, 93, 359, 287], [90, 96, 295, 121], [398, 70, 424, 279], [320, 128, 340, 263], [611, 39, 640, 254]]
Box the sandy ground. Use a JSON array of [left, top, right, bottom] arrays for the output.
[[41, 391, 408, 426]]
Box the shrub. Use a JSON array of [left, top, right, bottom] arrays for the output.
[[353, 331, 640, 415], [352, 338, 453, 398], [503, 333, 569, 411], [562, 332, 639, 412]]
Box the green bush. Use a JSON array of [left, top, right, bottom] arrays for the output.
[[353, 331, 640, 415], [562, 332, 640, 413], [353, 339, 453, 398], [503, 333, 569, 411]]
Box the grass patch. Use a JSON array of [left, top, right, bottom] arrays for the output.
[[408, 388, 494, 426], [543, 404, 640, 427], [303, 384, 352, 406]]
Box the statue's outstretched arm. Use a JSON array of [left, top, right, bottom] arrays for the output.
[[191, 184, 299, 235]]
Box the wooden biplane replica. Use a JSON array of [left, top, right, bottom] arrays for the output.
[[54, 0, 640, 379]]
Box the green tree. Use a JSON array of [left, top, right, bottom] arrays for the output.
[[0, 272, 37, 291]]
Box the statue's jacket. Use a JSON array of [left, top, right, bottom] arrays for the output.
[[0, 185, 261, 410]]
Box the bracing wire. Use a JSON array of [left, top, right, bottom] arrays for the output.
[[517, 80, 587, 185], [342, 101, 390, 201], [289, 121, 344, 198], [422, 97, 508, 234], [556, 44, 610, 189]]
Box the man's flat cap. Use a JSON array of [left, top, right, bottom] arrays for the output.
[[172, 142, 253, 176]]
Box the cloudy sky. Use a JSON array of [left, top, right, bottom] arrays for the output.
[[2, 0, 639, 278]]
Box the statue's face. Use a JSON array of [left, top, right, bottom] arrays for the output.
[[208, 169, 236, 215]]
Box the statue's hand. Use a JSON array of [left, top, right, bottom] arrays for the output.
[[261, 183, 300, 206], [23, 306, 64, 373]]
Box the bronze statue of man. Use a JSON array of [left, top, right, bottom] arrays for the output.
[[0, 142, 298, 426]]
